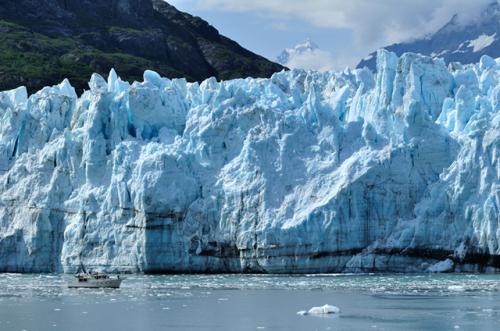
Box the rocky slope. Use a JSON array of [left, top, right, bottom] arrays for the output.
[[358, 1, 499, 71], [0, 0, 284, 94], [0, 51, 498, 273]]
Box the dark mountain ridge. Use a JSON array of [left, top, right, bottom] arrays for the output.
[[0, 0, 284, 93]]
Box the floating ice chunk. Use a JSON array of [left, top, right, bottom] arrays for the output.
[[298, 304, 340, 316], [426, 259, 454, 273], [448, 285, 466, 292]]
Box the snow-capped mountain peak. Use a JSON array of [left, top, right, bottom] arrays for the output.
[[358, 1, 499, 70], [277, 38, 319, 65], [277, 39, 337, 71]]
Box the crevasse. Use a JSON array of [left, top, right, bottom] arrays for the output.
[[0, 50, 498, 273]]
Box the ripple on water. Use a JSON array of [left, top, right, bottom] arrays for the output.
[[0, 273, 499, 301]]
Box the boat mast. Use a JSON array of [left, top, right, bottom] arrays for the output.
[[77, 211, 88, 274]]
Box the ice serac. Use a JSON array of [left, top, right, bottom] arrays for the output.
[[0, 50, 499, 273]]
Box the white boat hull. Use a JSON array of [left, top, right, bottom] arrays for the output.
[[68, 278, 123, 288]]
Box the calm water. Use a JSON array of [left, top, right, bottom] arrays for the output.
[[0, 273, 499, 331]]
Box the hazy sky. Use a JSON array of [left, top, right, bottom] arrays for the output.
[[168, 0, 494, 70]]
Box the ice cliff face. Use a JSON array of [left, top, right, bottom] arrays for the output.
[[0, 50, 499, 273]]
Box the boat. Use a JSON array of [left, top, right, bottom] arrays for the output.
[[68, 272, 124, 288], [68, 242, 124, 288]]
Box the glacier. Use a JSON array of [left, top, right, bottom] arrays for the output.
[[0, 50, 498, 273]]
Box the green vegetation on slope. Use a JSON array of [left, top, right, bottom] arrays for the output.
[[0, 0, 283, 94], [0, 21, 188, 93]]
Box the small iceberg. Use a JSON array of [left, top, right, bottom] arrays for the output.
[[426, 259, 454, 273], [297, 304, 340, 316], [448, 285, 466, 292]]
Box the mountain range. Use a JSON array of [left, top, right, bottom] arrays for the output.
[[0, 0, 284, 94], [358, 1, 500, 70]]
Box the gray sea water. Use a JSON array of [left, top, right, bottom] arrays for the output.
[[0, 273, 499, 331]]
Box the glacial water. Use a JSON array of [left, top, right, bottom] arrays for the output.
[[0, 274, 499, 331]]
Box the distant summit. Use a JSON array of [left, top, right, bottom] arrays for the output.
[[358, 1, 499, 70], [277, 38, 319, 65], [277, 38, 336, 71], [0, 0, 284, 93]]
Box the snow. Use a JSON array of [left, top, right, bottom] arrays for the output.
[[358, 2, 499, 70], [468, 33, 496, 53], [277, 39, 335, 71], [363, 54, 374, 61], [431, 50, 449, 58], [297, 304, 340, 315], [0, 50, 499, 273], [277, 38, 319, 65]]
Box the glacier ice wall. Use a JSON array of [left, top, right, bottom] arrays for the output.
[[0, 50, 498, 273]]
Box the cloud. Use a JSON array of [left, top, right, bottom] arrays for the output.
[[284, 49, 360, 72], [285, 49, 336, 71], [171, 0, 496, 48], [271, 22, 290, 31]]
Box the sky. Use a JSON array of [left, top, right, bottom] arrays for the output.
[[167, 0, 495, 70]]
